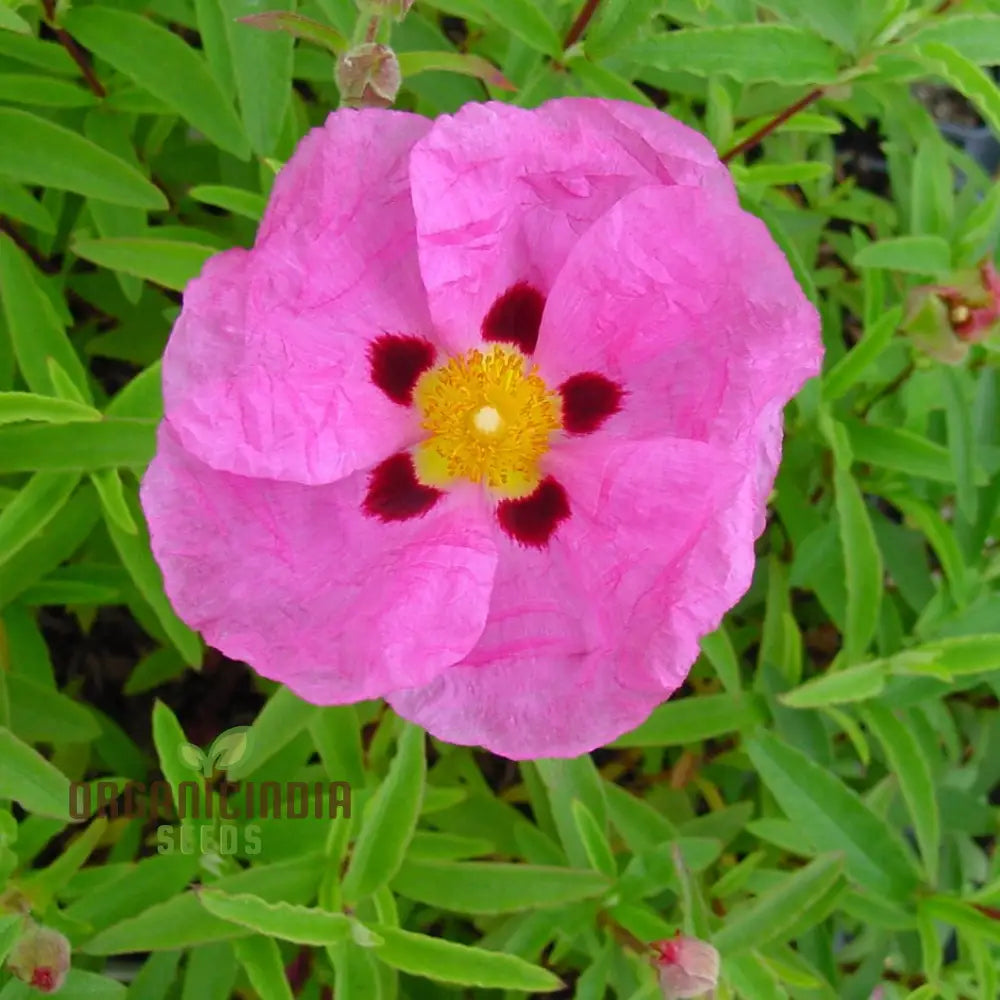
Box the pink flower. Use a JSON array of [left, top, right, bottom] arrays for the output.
[[141, 99, 821, 760], [6, 923, 70, 994], [653, 935, 720, 999]]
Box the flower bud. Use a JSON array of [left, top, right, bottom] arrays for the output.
[[902, 260, 1000, 364], [6, 923, 70, 994], [336, 43, 401, 109], [653, 935, 720, 999]]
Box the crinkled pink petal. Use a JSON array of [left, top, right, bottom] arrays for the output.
[[162, 110, 434, 485], [408, 98, 733, 355], [141, 424, 498, 702], [536, 184, 821, 463], [389, 435, 756, 759]]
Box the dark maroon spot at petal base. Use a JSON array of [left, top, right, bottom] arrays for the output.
[[364, 453, 442, 522], [559, 372, 623, 434], [369, 334, 436, 406], [482, 282, 546, 354], [497, 477, 570, 548]]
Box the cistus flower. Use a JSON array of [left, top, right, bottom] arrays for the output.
[[6, 923, 70, 994], [141, 98, 821, 759], [653, 935, 720, 999]]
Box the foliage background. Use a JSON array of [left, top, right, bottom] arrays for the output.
[[1, 0, 999, 997]]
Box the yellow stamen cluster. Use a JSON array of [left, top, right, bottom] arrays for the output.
[[414, 345, 562, 498]]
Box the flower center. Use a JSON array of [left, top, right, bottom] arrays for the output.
[[413, 345, 562, 498]]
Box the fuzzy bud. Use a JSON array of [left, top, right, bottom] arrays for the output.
[[6, 924, 70, 994], [653, 935, 720, 999], [336, 43, 401, 108]]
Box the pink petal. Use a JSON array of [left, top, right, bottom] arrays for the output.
[[389, 435, 756, 759], [163, 110, 434, 485], [140, 426, 498, 702], [534, 184, 822, 505], [408, 98, 732, 355]]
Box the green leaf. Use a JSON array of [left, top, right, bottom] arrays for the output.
[[624, 25, 839, 85], [397, 50, 513, 90], [572, 799, 617, 878], [909, 15, 1000, 65], [886, 635, 1000, 679], [391, 859, 609, 914], [342, 722, 426, 904], [853, 235, 951, 274], [0, 72, 96, 108], [82, 855, 323, 953], [780, 661, 887, 708], [370, 923, 563, 992], [152, 700, 199, 828], [0, 725, 71, 820], [7, 672, 100, 744], [92, 468, 138, 535], [745, 731, 920, 900], [180, 943, 238, 1000], [0, 471, 81, 569], [920, 896, 1000, 945], [20, 816, 108, 907], [0, 109, 166, 210], [188, 184, 266, 221], [842, 421, 954, 482], [231, 936, 294, 1000], [611, 693, 763, 746], [485, 0, 561, 57], [941, 368, 978, 524], [63, 6, 249, 159], [71, 238, 215, 292], [822, 306, 903, 402], [225, 686, 319, 780], [914, 41, 1000, 134], [198, 891, 352, 944], [834, 463, 883, 663], [0, 419, 156, 474], [0, 5, 30, 34], [221, 0, 294, 158], [714, 853, 846, 954], [54, 970, 127, 999], [235, 11, 346, 53], [733, 162, 831, 187], [861, 703, 939, 885], [106, 485, 202, 666], [0, 235, 92, 401], [0, 182, 56, 234]]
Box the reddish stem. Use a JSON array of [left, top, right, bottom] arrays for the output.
[[720, 87, 824, 164], [41, 0, 105, 97], [563, 0, 602, 50]]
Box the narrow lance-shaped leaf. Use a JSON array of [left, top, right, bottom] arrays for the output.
[[746, 730, 920, 900], [0, 109, 166, 209], [63, 5, 249, 159], [341, 722, 426, 903]]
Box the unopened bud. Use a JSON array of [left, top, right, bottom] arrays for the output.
[[652, 935, 720, 999], [336, 43, 401, 109], [7, 923, 70, 994]]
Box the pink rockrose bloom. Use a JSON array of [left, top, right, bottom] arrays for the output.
[[141, 98, 822, 759]]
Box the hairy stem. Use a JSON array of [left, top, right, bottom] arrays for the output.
[[563, 0, 603, 50], [721, 87, 825, 164], [41, 0, 106, 97]]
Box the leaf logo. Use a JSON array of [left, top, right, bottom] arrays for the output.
[[177, 727, 252, 777]]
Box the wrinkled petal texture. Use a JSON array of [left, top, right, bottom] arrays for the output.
[[163, 110, 434, 485], [390, 436, 757, 759], [535, 184, 822, 510], [146, 97, 823, 760], [409, 98, 735, 354], [141, 426, 498, 702]]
